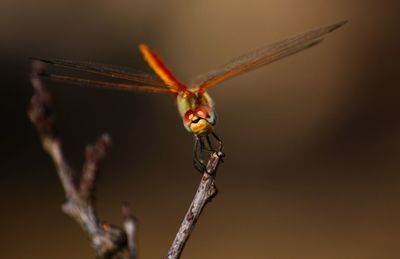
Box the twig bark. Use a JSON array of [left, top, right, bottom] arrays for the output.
[[166, 152, 224, 259], [28, 61, 137, 259]]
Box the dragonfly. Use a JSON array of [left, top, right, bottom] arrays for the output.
[[34, 20, 347, 172]]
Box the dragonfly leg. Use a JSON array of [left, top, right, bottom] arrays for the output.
[[211, 132, 225, 158], [193, 136, 206, 173], [205, 135, 214, 152], [193, 133, 224, 172]]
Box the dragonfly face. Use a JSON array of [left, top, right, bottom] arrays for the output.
[[182, 103, 217, 136], [177, 90, 217, 136], [183, 108, 213, 135], [34, 20, 347, 172]]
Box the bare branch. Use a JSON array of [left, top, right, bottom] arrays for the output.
[[29, 62, 78, 201], [28, 62, 137, 258], [80, 133, 111, 202], [166, 152, 224, 259], [30, 60, 223, 259]]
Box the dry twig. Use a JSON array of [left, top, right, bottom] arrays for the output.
[[28, 61, 137, 259], [29, 61, 224, 259], [166, 152, 224, 259]]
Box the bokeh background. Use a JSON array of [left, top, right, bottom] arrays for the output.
[[1, 0, 400, 258]]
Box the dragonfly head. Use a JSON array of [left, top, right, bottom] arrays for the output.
[[183, 105, 217, 136]]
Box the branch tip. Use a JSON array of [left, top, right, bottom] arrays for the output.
[[122, 202, 138, 259]]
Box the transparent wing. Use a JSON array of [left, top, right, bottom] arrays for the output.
[[38, 71, 176, 94], [34, 58, 168, 87], [190, 20, 347, 92]]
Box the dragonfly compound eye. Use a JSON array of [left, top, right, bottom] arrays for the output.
[[194, 106, 210, 119], [195, 106, 217, 125], [183, 110, 194, 125]]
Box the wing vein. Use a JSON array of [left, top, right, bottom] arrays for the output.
[[40, 72, 176, 94], [34, 58, 169, 87]]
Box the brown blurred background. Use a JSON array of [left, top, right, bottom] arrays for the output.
[[1, 0, 400, 258]]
